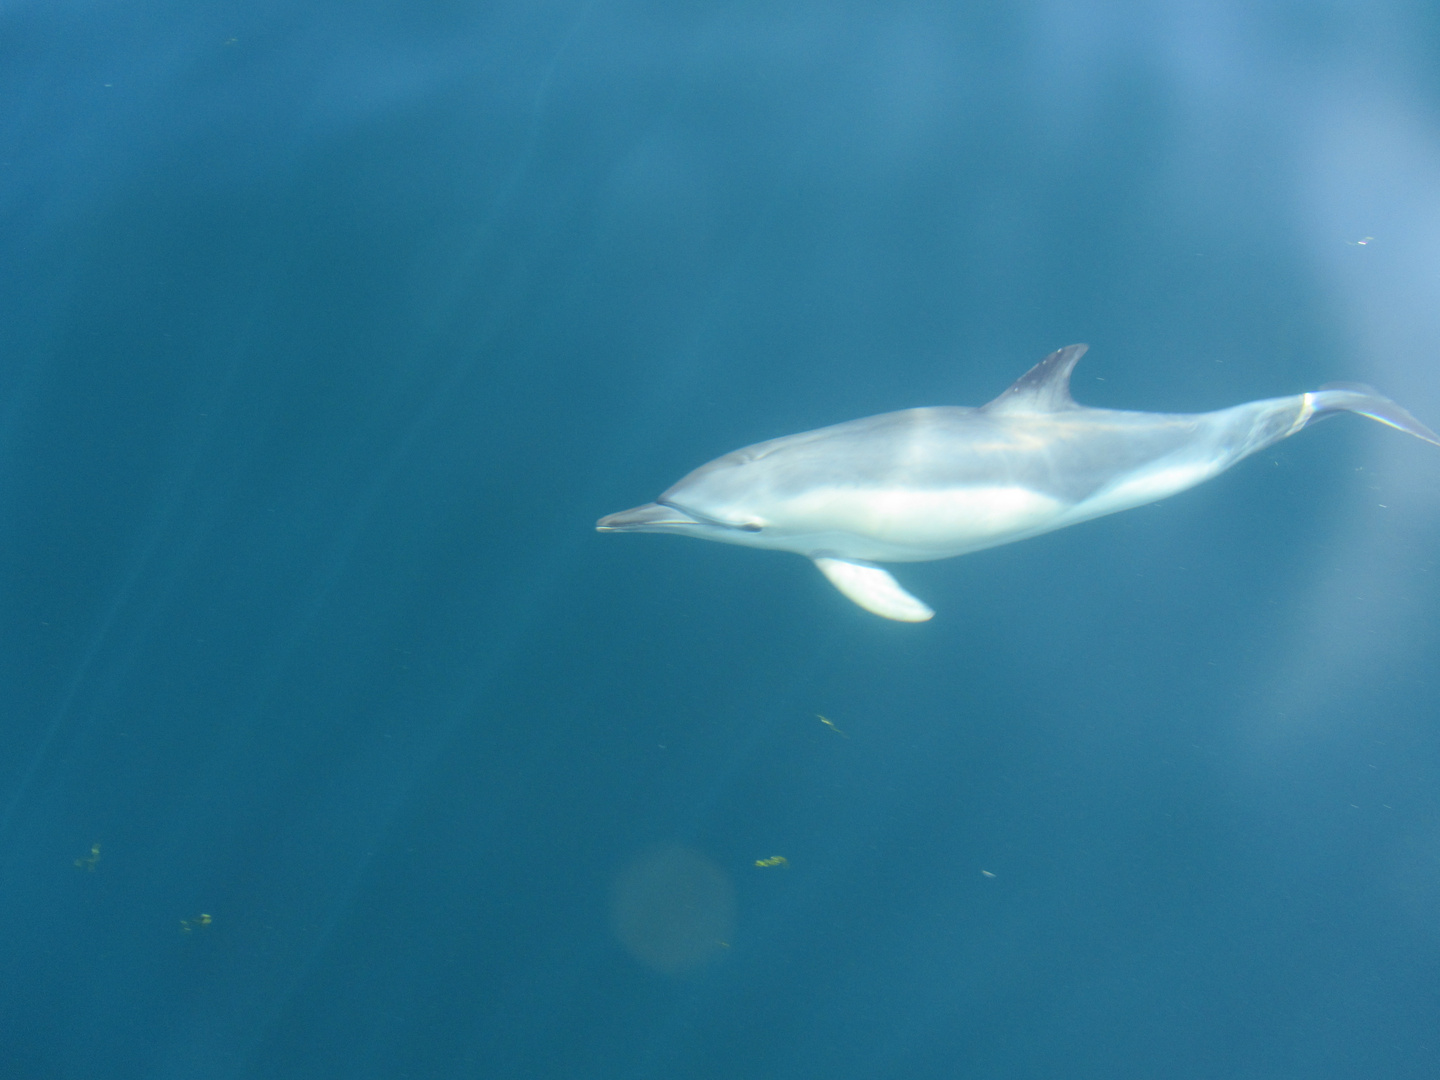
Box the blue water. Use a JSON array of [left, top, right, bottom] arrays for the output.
[[3, 2, 1439, 1077]]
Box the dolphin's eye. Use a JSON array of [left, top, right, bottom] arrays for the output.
[[739, 522, 763, 532]]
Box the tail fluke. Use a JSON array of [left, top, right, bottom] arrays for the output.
[[1309, 382, 1440, 447]]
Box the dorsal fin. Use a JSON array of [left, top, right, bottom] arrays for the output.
[[983, 344, 1089, 415]]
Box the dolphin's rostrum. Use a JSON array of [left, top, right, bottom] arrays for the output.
[[598, 345, 1440, 621]]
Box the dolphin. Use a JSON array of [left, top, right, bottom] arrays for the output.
[[598, 345, 1440, 621]]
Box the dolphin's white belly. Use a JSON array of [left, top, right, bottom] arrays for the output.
[[771, 483, 1069, 561]]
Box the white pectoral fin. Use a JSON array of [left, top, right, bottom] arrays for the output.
[[812, 557, 934, 622]]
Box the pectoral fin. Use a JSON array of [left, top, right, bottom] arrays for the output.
[[812, 558, 934, 622]]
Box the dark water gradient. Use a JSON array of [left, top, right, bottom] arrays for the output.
[[2, 2, 1439, 1078]]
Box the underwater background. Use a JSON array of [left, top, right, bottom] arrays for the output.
[[3, 1, 1439, 1077]]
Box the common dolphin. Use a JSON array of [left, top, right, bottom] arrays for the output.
[[598, 345, 1440, 621]]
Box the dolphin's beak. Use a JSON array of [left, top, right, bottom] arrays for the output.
[[596, 502, 701, 532]]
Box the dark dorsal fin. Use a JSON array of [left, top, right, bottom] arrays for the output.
[[982, 344, 1089, 414]]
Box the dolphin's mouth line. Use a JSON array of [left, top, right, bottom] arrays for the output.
[[658, 498, 763, 532], [596, 500, 758, 533]]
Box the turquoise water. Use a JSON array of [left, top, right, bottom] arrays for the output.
[[3, 2, 1440, 1077]]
